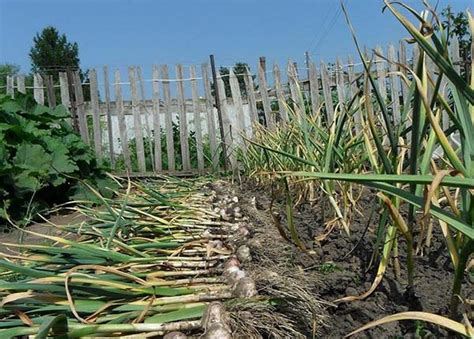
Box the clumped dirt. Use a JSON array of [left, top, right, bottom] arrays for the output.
[[214, 178, 473, 338]]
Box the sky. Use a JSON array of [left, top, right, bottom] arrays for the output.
[[0, 0, 471, 77]]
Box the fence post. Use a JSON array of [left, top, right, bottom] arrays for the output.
[[210, 54, 228, 171]]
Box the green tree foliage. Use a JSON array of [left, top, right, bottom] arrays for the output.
[[29, 26, 80, 79], [0, 64, 20, 88], [440, 6, 471, 78], [29, 26, 90, 100]]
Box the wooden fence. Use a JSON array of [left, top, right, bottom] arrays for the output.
[[1, 38, 463, 175]]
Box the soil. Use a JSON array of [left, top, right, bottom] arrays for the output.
[[0, 211, 86, 254], [217, 178, 473, 338]]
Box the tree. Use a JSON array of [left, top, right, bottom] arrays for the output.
[[440, 6, 471, 79], [0, 63, 20, 89], [29, 26, 89, 100], [29, 26, 81, 80]]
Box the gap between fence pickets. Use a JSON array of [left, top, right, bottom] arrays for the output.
[[2, 39, 462, 174]]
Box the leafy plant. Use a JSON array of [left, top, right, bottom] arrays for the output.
[[0, 93, 114, 226]]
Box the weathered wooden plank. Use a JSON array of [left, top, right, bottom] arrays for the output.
[[258, 59, 273, 127], [398, 40, 409, 103], [89, 68, 102, 160], [451, 35, 461, 74], [217, 76, 236, 169], [176, 64, 191, 171], [45, 75, 56, 107], [190, 65, 205, 172], [388, 44, 401, 126], [103, 66, 115, 167], [288, 61, 305, 121], [16, 75, 26, 94], [201, 63, 219, 169], [6, 76, 14, 98], [136, 66, 155, 172], [114, 70, 132, 172], [244, 66, 258, 124], [33, 74, 44, 105], [320, 61, 334, 124], [375, 46, 387, 102], [128, 66, 146, 173], [73, 71, 89, 144], [308, 61, 320, 119], [151, 65, 163, 172], [58, 72, 70, 108], [335, 58, 345, 110], [273, 63, 288, 122], [160, 65, 175, 172], [347, 56, 361, 132], [229, 68, 247, 147]]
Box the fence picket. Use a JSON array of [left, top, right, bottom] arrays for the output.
[[288, 61, 304, 120], [190, 65, 205, 172], [6, 76, 14, 98], [335, 58, 345, 110], [151, 65, 163, 172], [308, 62, 320, 119], [137, 66, 155, 172], [59, 72, 70, 108], [244, 66, 258, 124], [273, 63, 288, 122], [114, 70, 132, 172], [217, 76, 236, 169], [176, 64, 191, 171], [73, 71, 89, 144], [201, 63, 219, 169], [258, 59, 273, 127], [16, 75, 26, 94], [320, 61, 334, 124], [375, 46, 387, 102], [451, 35, 460, 74], [103, 66, 115, 167], [229, 68, 247, 149], [398, 40, 409, 103], [160, 65, 175, 172], [33, 74, 44, 104], [347, 56, 361, 132], [128, 66, 146, 173], [89, 68, 103, 160], [388, 44, 401, 126]]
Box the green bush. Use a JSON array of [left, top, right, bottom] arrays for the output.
[[0, 93, 114, 226]]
